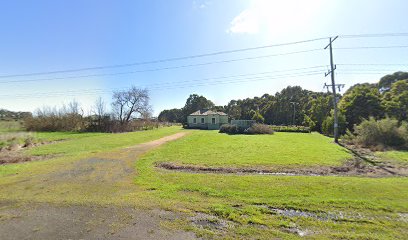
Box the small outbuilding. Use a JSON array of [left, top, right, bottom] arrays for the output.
[[187, 109, 228, 130]]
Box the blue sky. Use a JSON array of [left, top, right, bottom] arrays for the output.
[[1, 0, 407, 115]]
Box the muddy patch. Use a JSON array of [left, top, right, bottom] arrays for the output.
[[0, 150, 54, 165], [0, 140, 63, 165], [157, 159, 395, 177], [189, 213, 233, 231], [266, 206, 374, 224], [398, 213, 408, 222], [44, 158, 134, 183], [271, 208, 341, 221], [341, 143, 408, 176], [282, 224, 312, 237]]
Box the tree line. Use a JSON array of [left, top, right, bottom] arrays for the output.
[[159, 71, 408, 135]]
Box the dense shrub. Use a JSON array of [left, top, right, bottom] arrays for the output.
[[270, 125, 311, 133], [322, 111, 347, 136], [345, 117, 408, 150], [219, 124, 240, 134], [220, 123, 273, 135], [246, 123, 274, 134]]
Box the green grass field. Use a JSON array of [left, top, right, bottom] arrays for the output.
[[150, 131, 352, 170], [0, 128, 407, 239], [0, 126, 183, 177], [134, 131, 408, 239]]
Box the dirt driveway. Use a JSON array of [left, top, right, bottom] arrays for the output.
[[0, 132, 197, 240]]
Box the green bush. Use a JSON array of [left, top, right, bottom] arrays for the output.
[[246, 123, 274, 134], [345, 117, 408, 150], [270, 125, 311, 133], [219, 124, 240, 134], [322, 110, 347, 136], [220, 123, 273, 135]]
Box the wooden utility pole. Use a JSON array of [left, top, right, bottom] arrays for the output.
[[324, 36, 343, 143]]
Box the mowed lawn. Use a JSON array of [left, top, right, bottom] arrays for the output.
[[150, 130, 352, 170], [135, 130, 408, 239]]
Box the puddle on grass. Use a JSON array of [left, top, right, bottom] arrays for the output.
[[270, 208, 341, 221], [266, 207, 373, 223], [398, 213, 408, 222], [189, 213, 232, 230], [282, 226, 312, 237]]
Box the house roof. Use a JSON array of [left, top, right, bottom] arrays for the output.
[[189, 109, 228, 116]]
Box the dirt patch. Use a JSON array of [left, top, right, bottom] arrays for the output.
[[40, 132, 189, 184], [341, 143, 408, 176], [189, 212, 233, 231], [0, 140, 63, 165], [0, 201, 196, 240], [0, 150, 53, 165], [0, 133, 195, 240], [156, 158, 395, 177]]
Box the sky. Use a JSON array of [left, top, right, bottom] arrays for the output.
[[0, 0, 407, 116]]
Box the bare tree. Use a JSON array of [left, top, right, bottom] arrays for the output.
[[93, 97, 106, 119], [67, 99, 82, 115], [112, 86, 151, 126]]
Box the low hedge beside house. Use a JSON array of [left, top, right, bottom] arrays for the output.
[[219, 124, 311, 134], [270, 125, 311, 133], [219, 123, 274, 135]]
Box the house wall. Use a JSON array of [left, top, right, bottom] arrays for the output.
[[187, 114, 229, 130]]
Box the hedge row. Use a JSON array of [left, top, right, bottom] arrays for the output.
[[270, 125, 311, 133], [219, 123, 274, 135]]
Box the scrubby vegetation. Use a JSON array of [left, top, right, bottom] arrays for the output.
[[219, 123, 273, 135], [24, 86, 160, 133], [344, 117, 408, 150], [0, 132, 36, 150], [246, 123, 274, 134]]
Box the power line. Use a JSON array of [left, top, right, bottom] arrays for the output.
[[339, 33, 408, 38], [335, 45, 408, 50], [337, 63, 408, 66], [0, 37, 328, 79], [1, 33, 407, 79], [338, 72, 404, 75], [0, 66, 326, 97], [0, 49, 324, 84], [2, 71, 324, 98], [0, 71, 324, 99]]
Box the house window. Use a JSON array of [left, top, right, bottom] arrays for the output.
[[193, 118, 196, 123], [212, 118, 216, 124], [201, 118, 205, 124]]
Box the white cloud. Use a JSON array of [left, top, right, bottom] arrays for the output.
[[227, 9, 260, 34], [227, 0, 323, 35]]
